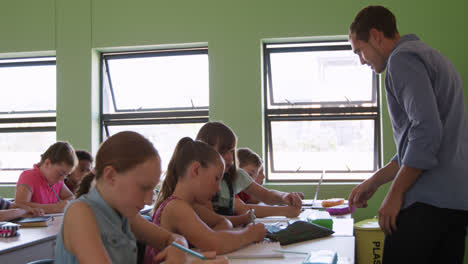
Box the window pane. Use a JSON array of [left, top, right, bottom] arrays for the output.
[[106, 123, 204, 171], [268, 49, 373, 107], [105, 53, 209, 112], [0, 131, 56, 183], [269, 120, 375, 175], [0, 63, 56, 113]]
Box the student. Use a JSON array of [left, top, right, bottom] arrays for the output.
[[15, 142, 77, 214], [64, 150, 93, 194], [74, 170, 96, 198], [236, 148, 264, 204], [195, 121, 304, 221], [144, 137, 266, 264], [348, 6, 468, 263], [0, 197, 44, 221], [55, 131, 220, 264], [234, 148, 301, 218]]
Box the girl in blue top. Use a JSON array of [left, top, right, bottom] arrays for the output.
[[55, 131, 218, 264]]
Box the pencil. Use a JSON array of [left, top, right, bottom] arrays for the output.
[[273, 249, 309, 255], [171, 241, 207, 260], [49, 185, 61, 202]]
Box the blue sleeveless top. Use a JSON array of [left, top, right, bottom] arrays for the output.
[[55, 187, 138, 263]]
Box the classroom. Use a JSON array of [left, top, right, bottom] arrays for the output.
[[1, 0, 468, 263]]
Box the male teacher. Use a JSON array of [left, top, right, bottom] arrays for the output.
[[347, 5, 468, 264]]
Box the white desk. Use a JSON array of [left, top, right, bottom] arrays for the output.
[[231, 209, 355, 264], [0, 216, 62, 263], [229, 236, 355, 264]]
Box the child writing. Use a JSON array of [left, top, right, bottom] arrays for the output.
[[55, 131, 220, 264], [0, 197, 44, 221], [234, 148, 301, 218], [144, 137, 266, 264], [15, 141, 77, 214], [64, 150, 93, 194], [195, 121, 304, 224]]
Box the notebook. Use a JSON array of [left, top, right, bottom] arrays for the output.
[[13, 216, 54, 227], [224, 241, 284, 259]]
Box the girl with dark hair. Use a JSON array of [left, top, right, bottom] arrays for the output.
[[64, 150, 93, 194], [196, 122, 304, 223]]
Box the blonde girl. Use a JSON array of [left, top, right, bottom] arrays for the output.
[[144, 137, 265, 264], [55, 131, 197, 264]]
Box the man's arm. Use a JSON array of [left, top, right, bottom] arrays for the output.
[[349, 160, 400, 209], [378, 165, 422, 235]]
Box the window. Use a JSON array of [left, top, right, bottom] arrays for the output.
[[0, 57, 57, 184], [101, 48, 209, 170], [264, 41, 380, 181]]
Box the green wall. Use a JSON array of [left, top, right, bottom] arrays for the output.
[[1, 0, 468, 261]]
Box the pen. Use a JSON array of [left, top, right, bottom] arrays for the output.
[[171, 241, 207, 260]]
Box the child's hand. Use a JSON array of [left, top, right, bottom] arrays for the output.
[[238, 210, 252, 226], [55, 200, 70, 212], [190, 252, 228, 264], [283, 205, 301, 218], [154, 244, 186, 264], [246, 222, 267, 242], [23, 207, 45, 218], [283, 192, 304, 208]]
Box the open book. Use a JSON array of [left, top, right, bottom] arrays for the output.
[[223, 241, 284, 259]]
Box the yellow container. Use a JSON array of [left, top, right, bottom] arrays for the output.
[[354, 218, 385, 264]]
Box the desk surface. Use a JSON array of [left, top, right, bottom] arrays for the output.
[[228, 236, 355, 264], [0, 215, 62, 255], [242, 209, 355, 264]]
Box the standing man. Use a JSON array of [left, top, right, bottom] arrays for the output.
[[348, 5, 468, 264]]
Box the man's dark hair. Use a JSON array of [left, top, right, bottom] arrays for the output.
[[350, 5, 399, 41]]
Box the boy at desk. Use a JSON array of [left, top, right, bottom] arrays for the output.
[[234, 148, 301, 218]]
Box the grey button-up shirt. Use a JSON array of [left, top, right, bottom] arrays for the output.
[[385, 34, 468, 210]]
